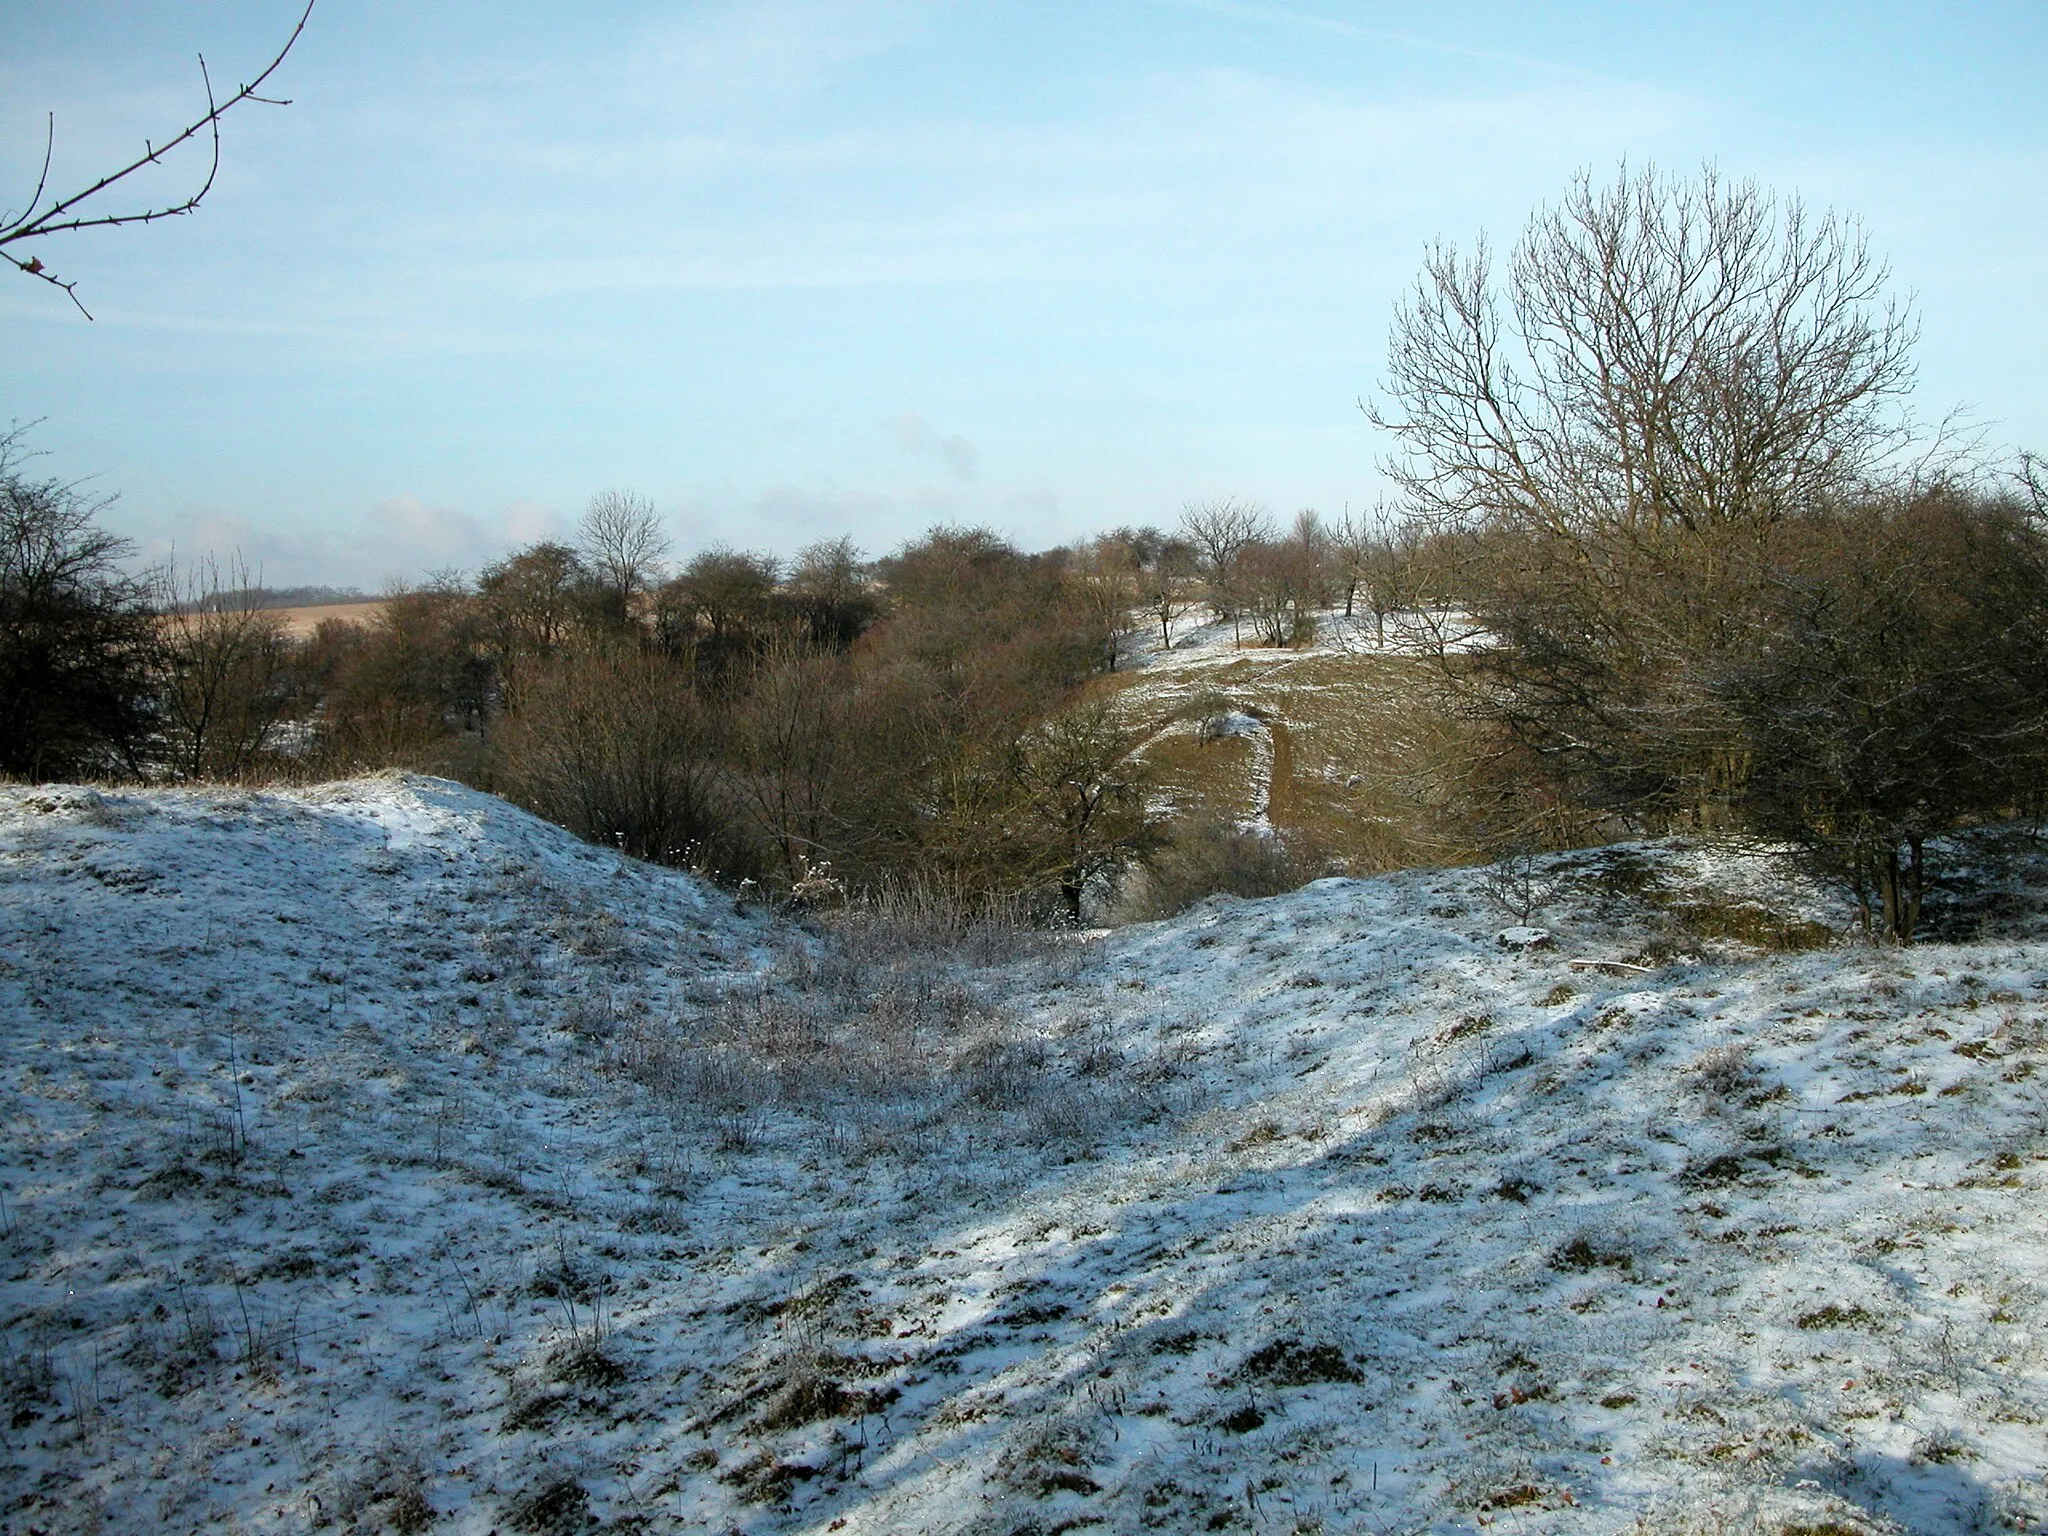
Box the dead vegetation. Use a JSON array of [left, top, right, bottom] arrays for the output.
[[603, 884, 1181, 1161]]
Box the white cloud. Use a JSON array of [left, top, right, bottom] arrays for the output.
[[366, 494, 490, 568], [361, 494, 578, 579]]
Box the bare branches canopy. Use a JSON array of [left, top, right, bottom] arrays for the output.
[[1371, 163, 2048, 940], [1371, 162, 1920, 541], [578, 489, 670, 617], [0, 430, 156, 777]]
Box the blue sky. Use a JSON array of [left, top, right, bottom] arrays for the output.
[[5, 1, 2045, 587]]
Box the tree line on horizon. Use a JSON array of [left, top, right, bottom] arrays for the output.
[[0, 459, 1428, 920]]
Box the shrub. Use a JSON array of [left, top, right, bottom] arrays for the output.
[[1548, 1234, 1634, 1273], [1721, 491, 2048, 942], [337, 1442, 435, 1534], [1237, 1338, 1361, 1386], [306, 584, 492, 772], [508, 1475, 589, 1534], [0, 433, 155, 779], [493, 645, 742, 868], [1689, 1043, 1757, 1101], [1112, 817, 1307, 921], [155, 557, 298, 780]]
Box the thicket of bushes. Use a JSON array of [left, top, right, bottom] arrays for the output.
[[0, 440, 1439, 922], [0, 466, 1182, 918]]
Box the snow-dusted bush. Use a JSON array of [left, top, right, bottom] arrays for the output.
[[1687, 1042, 1756, 1103], [1478, 846, 1553, 922]]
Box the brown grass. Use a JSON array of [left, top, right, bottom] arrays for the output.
[[270, 600, 386, 637], [1101, 646, 1506, 876]]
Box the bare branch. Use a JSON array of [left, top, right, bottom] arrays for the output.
[[2, 115, 58, 233], [1374, 163, 1920, 539], [4, 251, 95, 320], [2, 0, 316, 316]]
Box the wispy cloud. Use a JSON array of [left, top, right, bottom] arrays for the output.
[[131, 495, 574, 589], [884, 412, 980, 479], [1140, 0, 1614, 82]]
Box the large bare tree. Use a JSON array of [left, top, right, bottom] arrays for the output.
[[4, 2, 316, 318], [1178, 498, 1272, 644], [1371, 162, 1920, 542], [1370, 165, 1933, 823]]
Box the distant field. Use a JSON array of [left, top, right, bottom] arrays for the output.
[[269, 597, 386, 636]]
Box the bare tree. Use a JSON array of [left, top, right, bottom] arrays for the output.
[[1140, 538, 1198, 650], [663, 546, 777, 641], [2021, 451, 2048, 521], [1236, 535, 1326, 648], [1067, 535, 1142, 672], [4, 2, 317, 318], [306, 580, 489, 770], [156, 555, 295, 780], [1288, 508, 1334, 613], [477, 541, 591, 705], [657, 545, 779, 687], [1328, 505, 1382, 617], [727, 641, 861, 883], [494, 644, 725, 866], [578, 490, 670, 625], [1007, 700, 1162, 924], [1371, 162, 1920, 543], [1178, 498, 1272, 644], [786, 536, 876, 650], [1290, 508, 1328, 563], [1370, 164, 1931, 821], [1330, 506, 1418, 647], [0, 429, 155, 777], [480, 541, 587, 650]]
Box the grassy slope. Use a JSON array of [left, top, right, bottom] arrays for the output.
[[1101, 609, 1488, 874]]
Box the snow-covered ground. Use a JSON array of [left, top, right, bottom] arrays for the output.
[[5, 776, 2048, 1534], [1123, 607, 1472, 676]]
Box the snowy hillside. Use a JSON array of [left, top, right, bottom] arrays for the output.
[[4, 777, 2048, 1534]]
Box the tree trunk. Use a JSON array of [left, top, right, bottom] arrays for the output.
[[1875, 837, 1926, 944], [1061, 876, 1085, 927]]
